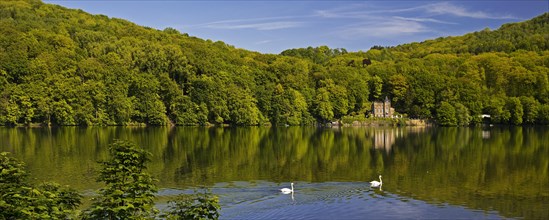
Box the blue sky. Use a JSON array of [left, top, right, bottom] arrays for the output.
[[45, 1, 548, 54]]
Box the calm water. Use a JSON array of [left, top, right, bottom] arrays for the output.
[[1, 126, 548, 219]]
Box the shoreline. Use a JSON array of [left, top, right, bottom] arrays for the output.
[[2, 118, 433, 128]]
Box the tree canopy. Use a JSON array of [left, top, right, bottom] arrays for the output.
[[0, 0, 548, 126]]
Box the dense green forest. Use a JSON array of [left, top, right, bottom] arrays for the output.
[[1, 0, 548, 126]]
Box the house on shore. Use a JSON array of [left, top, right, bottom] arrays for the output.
[[371, 96, 395, 118]]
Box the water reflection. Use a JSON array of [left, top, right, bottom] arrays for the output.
[[0, 126, 548, 219], [373, 128, 396, 153], [212, 181, 503, 219]]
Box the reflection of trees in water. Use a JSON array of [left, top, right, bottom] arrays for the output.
[[0, 126, 547, 219], [386, 127, 548, 219]]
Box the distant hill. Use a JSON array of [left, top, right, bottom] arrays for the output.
[[0, 0, 548, 126]]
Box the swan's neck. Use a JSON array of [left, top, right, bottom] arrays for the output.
[[291, 184, 294, 191], [379, 177, 382, 184]]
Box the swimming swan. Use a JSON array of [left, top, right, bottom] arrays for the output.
[[280, 182, 294, 194], [370, 175, 382, 187]]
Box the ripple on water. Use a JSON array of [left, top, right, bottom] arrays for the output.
[[218, 181, 391, 219], [157, 181, 507, 219]]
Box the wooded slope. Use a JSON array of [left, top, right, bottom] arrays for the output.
[[1, 0, 548, 126]]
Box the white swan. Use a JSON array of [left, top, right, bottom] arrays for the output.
[[370, 175, 382, 187], [280, 182, 294, 194]]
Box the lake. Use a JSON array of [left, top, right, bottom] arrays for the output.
[[1, 126, 547, 219]]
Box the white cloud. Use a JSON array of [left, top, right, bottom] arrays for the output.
[[314, 4, 375, 19], [422, 2, 517, 19], [181, 1, 517, 42], [204, 21, 304, 30], [315, 2, 516, 20], [392, 16, 457, 25], [314, 2, 517, 40], [188, 15, 309, 31], [339, 19, 429, 38], [255, 40, 274, 45]]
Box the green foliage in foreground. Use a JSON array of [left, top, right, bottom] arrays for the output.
[[162, 190, 221, 220], [1, 140, 221, 219], [82, 140, 220, 219], [82, 140, 159, 219], [0, 152, 82, 219], [0, 0, 548, 126]]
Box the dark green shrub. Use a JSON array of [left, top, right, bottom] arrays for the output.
[[83, 140, 158, 219], [0, 152, 81, 219], [163, 190, 221, 220]]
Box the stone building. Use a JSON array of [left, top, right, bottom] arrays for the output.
[[371, 96, 394, 118]]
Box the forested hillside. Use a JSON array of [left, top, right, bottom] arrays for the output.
[[1, 0, 548, 126]]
